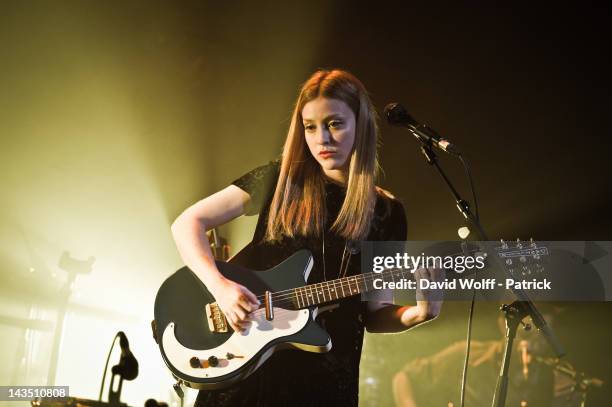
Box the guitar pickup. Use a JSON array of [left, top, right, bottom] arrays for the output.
[[205, 302, 228, 333]]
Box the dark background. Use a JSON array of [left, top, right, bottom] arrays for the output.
[[319, 4, 612, 405], [320, 4, 612, 405]]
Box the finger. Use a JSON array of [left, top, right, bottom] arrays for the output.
[[237, 285, 259, 304], [233, 315, 252, 331], [238, 296, 258, 312], [231, 314, 247, 332], [233, 307, 247, 321], [225, 309, 242, 331], [241, 288, 261, 307], [225, 312, 241, 332]]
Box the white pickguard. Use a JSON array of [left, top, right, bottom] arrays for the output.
[[162, 307, 311, 380]]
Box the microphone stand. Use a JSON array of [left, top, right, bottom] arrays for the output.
[[107, 368, 125, 407], [416, 143, 565, 407]]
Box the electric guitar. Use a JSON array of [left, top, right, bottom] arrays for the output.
[[153, 247, 416, 390], [153, 240, 549, 390]]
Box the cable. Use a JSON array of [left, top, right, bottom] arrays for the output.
[[459, 154, 479, 221], [460, 290, 476, 407], [456, 153, 479, 407], [98, 332, 120, 401]]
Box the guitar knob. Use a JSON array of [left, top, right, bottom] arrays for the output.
[[208, 356, 219, 367], [190, 357, 201, 368]]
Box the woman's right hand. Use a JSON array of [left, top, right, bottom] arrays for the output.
[[209, 277, 261, 333]]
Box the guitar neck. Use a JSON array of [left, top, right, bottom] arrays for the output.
[[277, 243, 543, 310], [288, 268, 412, 309]]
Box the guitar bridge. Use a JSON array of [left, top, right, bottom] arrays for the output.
[[205, 302, 228, 333]]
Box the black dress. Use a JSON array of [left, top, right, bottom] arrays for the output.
[[195, 160, 407, 407]]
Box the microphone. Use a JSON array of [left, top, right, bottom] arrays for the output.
[[112, 331, 139, 381], [384, 102, 460, 156]]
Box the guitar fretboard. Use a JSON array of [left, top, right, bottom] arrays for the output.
[[276, 268, 414, 309]]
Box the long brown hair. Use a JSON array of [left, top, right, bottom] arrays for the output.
[[265, 69, 380, 242]]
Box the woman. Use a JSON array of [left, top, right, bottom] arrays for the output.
[[171, 69, 443, 406]]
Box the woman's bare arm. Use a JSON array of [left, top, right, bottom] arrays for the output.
[[365, 268, 444, 333], [170, 185, 260, 331], [171, 185, 249, 286]]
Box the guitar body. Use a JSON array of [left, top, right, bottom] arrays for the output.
[[153, 250, 331, 390]]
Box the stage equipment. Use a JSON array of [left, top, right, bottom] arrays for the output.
[[98, 332, 139, 407], [384, 102, 460, 156], [385, 102, 565, 407]]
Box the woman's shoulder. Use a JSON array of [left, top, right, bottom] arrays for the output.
[[375, 186, 405, 212], [245, 157, 281, 177], [232, 158, 280, 187], [231, 157, 281, 215]]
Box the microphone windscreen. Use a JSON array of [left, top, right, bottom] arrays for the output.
[[122, 352, 139, 381], [384, 103, 416, 127]]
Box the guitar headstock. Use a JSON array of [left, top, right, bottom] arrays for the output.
[[496, 238, 549, 277]]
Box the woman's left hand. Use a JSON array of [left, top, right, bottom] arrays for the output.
[[414, 267, 445, 319]]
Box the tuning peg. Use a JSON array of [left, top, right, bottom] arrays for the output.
[[501, 239, 508, 249], [516, 238, 523, 249], [530, 238, 536, 248]]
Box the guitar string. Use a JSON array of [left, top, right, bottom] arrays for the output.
[[248, 245, 529, 302], [244, 265, 529, 321], [239, 269, 402, 322], [266, 256, 540, 309], [250, 268, 414, 309], [231, 247, 541, 324], [244, 262, 528, 318], [255, 269, 415, 307], [247, 245, 534, 307], [254, 273, 397, 309], [251, 248, 475, 302], [251, 224, 354, 309], [255, 269, 394, 302], [234, 246, 538, 319], [244, 278, 384, 315], [263, 271, 531, 310]]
